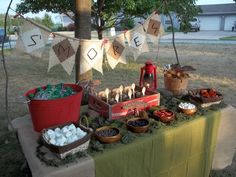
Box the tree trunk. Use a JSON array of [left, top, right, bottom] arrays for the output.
[[97, 27, 103, 39], [75, 0, 92, 83]]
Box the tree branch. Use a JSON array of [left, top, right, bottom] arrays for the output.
[[1, 0, 14, 130]]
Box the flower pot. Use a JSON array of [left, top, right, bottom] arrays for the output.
[[164, 76, 188, 96]]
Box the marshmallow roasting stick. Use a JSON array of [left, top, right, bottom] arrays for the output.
[[119, 85, 124, 101], [105, 88, 110, 103], [131, 83, 135, 98], [115, 93, 119, 103], [128, 89, 132, 99], [142, 87, 146, 96]]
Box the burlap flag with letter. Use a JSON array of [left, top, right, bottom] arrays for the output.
[[15, 20, 50, 58], [80, 39, 104, 75], [105, 35, 127, 69], [143, 12, 164, 44], [48, 36, 79, 75], [125, 25, 149, 60]]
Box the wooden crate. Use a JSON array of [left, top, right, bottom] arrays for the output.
[[88, 86, 160, 120]]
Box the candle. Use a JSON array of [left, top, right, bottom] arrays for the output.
[[105, 88, 110, 103], [115, 94, 119, 103], [131, 83, 135, 98], [142, 87, 146, 96], [128, 89, 132, 99], [119, 85, 123, 101]]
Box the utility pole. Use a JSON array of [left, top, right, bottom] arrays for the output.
[[75, 0, 93, 82]]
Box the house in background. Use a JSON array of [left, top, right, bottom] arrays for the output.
[[55, 14, 73, 27], [161, 3, 236, 31], [198, 3, 236, 31], [55, 3, 236, 32], [160, 12, 180, 31]]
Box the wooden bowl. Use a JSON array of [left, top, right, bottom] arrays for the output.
[[94, 126, 121, 144], [179, 107, 197, 115], [152, 109, 175, 123], [127, 118, 150, 133]]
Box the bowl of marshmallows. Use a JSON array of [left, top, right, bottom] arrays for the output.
[[178, 102, 197, 115], [41, 123, 92, 158]]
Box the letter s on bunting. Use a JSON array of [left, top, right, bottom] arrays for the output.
[[21, 28, 46, 53]]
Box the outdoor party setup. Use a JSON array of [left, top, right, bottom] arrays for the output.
[[2, 5, 232, 177]]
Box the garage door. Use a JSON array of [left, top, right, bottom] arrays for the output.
[[224, 15, 236, 30], [198, 16, 221, 30]]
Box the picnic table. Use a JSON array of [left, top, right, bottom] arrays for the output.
[[12, 104, 236, 177]]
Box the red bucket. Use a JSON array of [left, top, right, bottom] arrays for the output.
[[24, 84, 83, 132]]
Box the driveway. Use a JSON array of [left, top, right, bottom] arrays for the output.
[[161, 30, 236, 40], [160, 31, 236, 44]]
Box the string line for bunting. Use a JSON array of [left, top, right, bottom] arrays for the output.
[[10, 7, 80, 41]]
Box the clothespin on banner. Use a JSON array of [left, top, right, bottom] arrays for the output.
[[101, 38, 109, 49]]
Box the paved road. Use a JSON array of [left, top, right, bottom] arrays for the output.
[[1, 30, 236, 49], [160, 30, 236, 44]]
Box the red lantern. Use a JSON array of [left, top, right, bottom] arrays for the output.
[[139, 60, 157, 90]]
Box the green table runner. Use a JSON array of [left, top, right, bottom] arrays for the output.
[[93, 111, 221, 177]]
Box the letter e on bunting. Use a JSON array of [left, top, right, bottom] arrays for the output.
[[125, 25, 149, 60], [48, 36, 79, 75], [130, 32, 145, 51], [15, 20, 50, 58], [105, 35, 127, 69]]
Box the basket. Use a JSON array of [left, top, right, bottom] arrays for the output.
[[164, 76, 188, 95], [41, 116, 92, 159], [25, 83, 83, 132], [188, 88, 223, 107]]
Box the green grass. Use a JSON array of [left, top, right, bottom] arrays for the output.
[[219, 36, 236, 41], [1, 43, 236, 176]]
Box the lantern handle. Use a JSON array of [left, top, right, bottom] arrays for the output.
[[154, 66, 157, 89], [139, 67, 145, 87]]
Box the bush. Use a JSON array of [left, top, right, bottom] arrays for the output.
[[166, 26, 179, 32]]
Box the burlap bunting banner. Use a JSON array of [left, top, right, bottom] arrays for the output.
[[14, 11, 164, 76], [15, 20, 50, 58], [143, 12, 165, 44], [48, 36, 79, 75], [125, 25, 149, 60], [80, 39, 104, 75], [105, 35, 127, 69]]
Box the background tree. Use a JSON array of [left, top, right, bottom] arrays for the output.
[[41, 13, 54, 29], [16, 0, 156, 39], [154, 0, 200, 66]]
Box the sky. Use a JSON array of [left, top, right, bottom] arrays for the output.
[[0, 0, 235, 22]]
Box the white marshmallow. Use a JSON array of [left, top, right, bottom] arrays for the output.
[[179, 102, 196, 109], [54, 127, 61, 133], [62, 126, 69, 133], [68, 124, 76, 131], [65, 131, 72, 138], [49, 139, 56, 145]]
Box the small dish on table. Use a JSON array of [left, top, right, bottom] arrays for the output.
[[152, 109, 175, 123], [178, 102, 197, 115], [127, 118, 150, 133], [94, 126, 121, 144]]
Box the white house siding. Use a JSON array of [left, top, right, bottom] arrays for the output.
[[198, 16, 221, 30], [224, 15, 236, 30]]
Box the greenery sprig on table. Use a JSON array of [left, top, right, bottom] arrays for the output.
[[36, 94, 227, 167]]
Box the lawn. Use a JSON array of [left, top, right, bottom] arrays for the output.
[[219, 36, 236, 41], [0, 43, 236, 176]]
